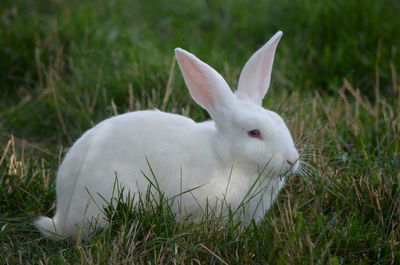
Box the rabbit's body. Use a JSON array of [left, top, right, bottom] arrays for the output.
[[35, 31, 299, 240]]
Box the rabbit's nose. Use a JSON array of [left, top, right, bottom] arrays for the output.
[[286, 159, 299, 174], [285, 152, 299, 173], [286, 152, 299, 165], [286, 159, 295, 166]]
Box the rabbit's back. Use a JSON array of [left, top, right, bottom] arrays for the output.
[[51, 110, 222, 237], [57, 110, 205, 199]]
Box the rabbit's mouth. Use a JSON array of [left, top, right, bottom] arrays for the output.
[[286, 159, 300, 174], [276, 158, 299, 176]]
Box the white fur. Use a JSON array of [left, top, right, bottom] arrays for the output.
[[35, 31, 299, 240]]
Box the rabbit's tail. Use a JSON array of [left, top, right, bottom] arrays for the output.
[[34, 216, 65, 241]]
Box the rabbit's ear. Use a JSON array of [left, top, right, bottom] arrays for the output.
[[236, 31, 282, 106], [175, 48, 235, 117]]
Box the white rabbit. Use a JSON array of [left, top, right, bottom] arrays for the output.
[[34, 31, 299, 240]]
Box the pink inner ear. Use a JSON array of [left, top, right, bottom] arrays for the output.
[[177, 53, 213, 108]]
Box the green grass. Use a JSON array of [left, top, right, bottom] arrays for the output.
[[1, 0, 399, 264]]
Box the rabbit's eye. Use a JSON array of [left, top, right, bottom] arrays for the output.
[[248, 129, 262, 139]]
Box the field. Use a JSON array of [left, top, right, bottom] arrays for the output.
[[1, 0, 399, 264]]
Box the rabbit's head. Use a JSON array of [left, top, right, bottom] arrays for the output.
[[176, 31, 299, 177]]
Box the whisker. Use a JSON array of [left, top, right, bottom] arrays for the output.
[[293, 159, 319, 177]]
